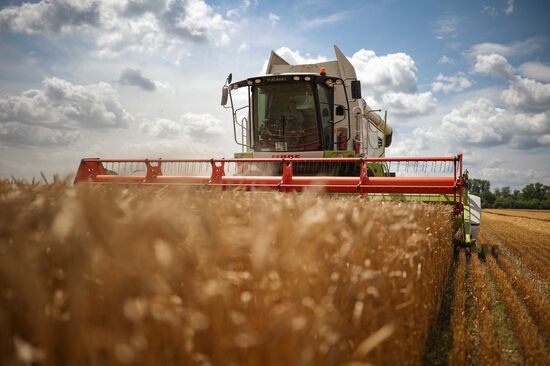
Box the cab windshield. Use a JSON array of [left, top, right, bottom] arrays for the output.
[[253, 82, 321, 151]]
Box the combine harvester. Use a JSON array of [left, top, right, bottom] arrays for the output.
[[75, 46, 481, 245]]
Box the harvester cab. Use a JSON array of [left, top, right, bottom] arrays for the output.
[[74, 45, 481, 246], [222, 46, 393, 165]]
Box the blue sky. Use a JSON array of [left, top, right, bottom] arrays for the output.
[[0, 0, 549, 188]]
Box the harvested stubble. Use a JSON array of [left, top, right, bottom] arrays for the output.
[[483, 219, 550, 283], [0, 180, 455, 366], [448, 251, 467, 366], [486, 256, 550, 365], [498, 255, 550, 344], [491, 211, 550, 261], [470, 253, 500, 365]]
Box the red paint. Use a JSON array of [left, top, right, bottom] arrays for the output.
[[272, 154, 302, 158], [74, 156, 465, 214], [337, 129, 347, 150]]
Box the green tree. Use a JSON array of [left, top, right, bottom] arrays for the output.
[[469, 179, 490, 196], [471, 179, 549, 209], [481, 190, 495, 208], [493, 196, 515, 208], [522, 183, 548, 201]]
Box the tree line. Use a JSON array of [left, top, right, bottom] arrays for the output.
[[468, 179, 550, 209]]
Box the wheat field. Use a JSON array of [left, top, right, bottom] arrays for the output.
[[0, 179, 455, 365], [442, 209, 550, 366]]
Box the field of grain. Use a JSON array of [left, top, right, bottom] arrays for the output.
[[444, 209, 550, 366], [3, 180, 549, 366], [0, 179, 455, 366]]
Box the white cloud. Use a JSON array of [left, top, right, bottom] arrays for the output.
[[42, 77, 133, 128], [350, 49, 436, 116], [118, 0, 159, 17], [468, 37, 544, 58], [268, 13, 280, 27], [479, 167, 549, 188], [0, 0, 100, 33], [302, 12, 347, 29], [0, 0, 236, 58], [415, 98, 550, 150], [181, 112, 224, 139], [351, 50, 418, 94], [431, 72, 473, 94], [473, 54, 550, 113], [226, 9, 239, 18], [225, 0, 255, 18], [141, 112, 224, 140], [505, 0, 514, 15], [438, 55, 453, 65], [434, 15, 459, 39], [518, 62, 550, 82], [0, 77, 132, 146], [141, 117, 182, 138], [273, 47, 327, 65], [502, 77, 550, 113], [375, 92, 437, 116], [121, 137, 225, 159], [160, 0, 233, 43], [0, 122, 80, 147], [474, 53, 515, 79], [95, 12, 167, 58], [439, 99, 510, 146]]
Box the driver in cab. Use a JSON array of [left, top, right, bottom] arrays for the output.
[[283, 100, 304, 124], [259, 99, 305, 141]]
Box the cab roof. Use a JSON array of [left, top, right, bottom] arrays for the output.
[[229, 73, 344, 89]]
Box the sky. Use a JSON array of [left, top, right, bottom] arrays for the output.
[[0, 0, 549, 188]]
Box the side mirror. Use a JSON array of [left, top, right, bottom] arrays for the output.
[[227, 73, 232, 84], [221, 85, 229, 106], [335, 105, 345, 116], [351, 80, 361, 99]]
